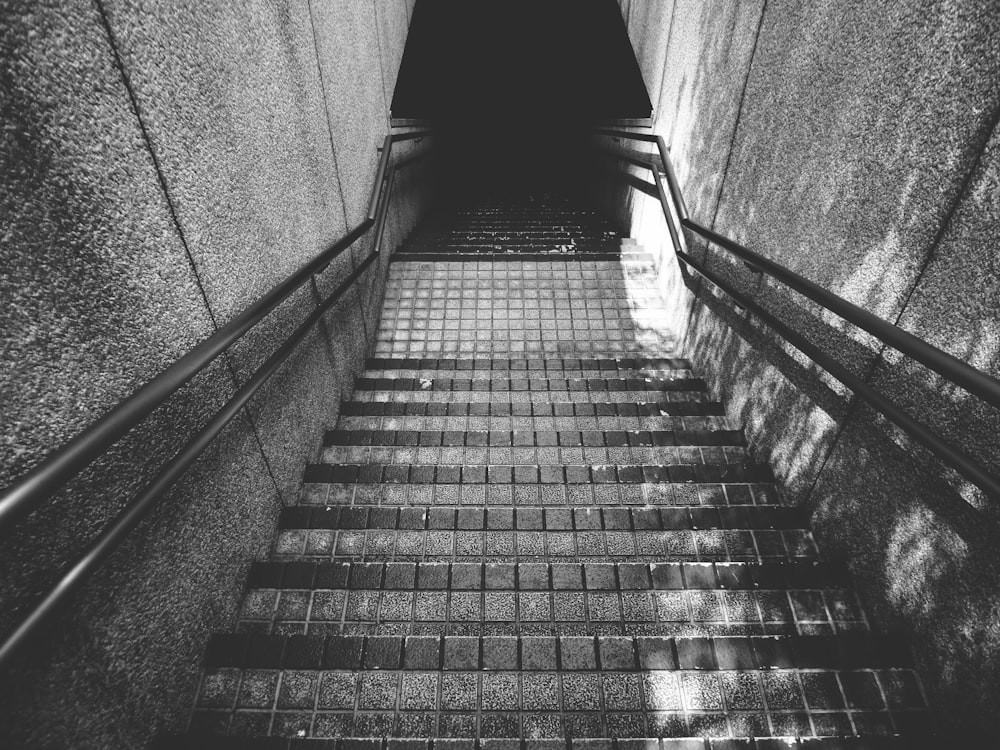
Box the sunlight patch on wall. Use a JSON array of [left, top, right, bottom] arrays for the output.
[[885, 505, 966, 617]]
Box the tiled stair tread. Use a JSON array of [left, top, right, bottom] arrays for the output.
[[414, 225, 619, 231], [298, 485, 778, 509], [419, 225, 620, 231], [273, 535, 817, 564], [408, 240, 631, 247], [414, 235, 621, 239], [302, 464, 776, 485], [334, 420, 734, 435], [236, 597, 867, 638], [394, 252, 643, 259], [202, 634, 915, 671], [354, 394, 709, 406], [365, 357, 694, 370], [401, 239, 624, 246], [425, 231, 624, 237], [246, 562, 850, 591], [318, 455, 750, 473], [324, 430, 744, 448], [362, 371, 697, 382], [415, 223, 618, 229], [391, 254, 633, 263], [236, 595, 866, 637], [155, 738, 932, 750], [340, 402, 727, 418], [353, 378, 708, 392], [405, 233, 623, 238], [277, 507, 805, 532], [394, 253, 640, 259]]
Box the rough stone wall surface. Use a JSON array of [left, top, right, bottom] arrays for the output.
[[0, 0, 419, 747], [614, 0, 1000, 737]]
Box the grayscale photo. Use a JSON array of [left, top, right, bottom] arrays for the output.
[[2, 0, 996, 747]]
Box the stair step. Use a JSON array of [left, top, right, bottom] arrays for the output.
[[362, 370, 697, 384], [391, 253, 632, 262], [244, 561, 851, 592], [409, 237, 620, 244], [319, 452, 748, 473], [334, 417, 731, 434], [156, 737, 930, 750], [277, 507, 805, 532], [298, 482, 778, 509], [339, 402, 727, 418], [320, 437, 744, 468], [355, 394, 710, 407], [184, 635, 926, 740], [324, 430, 744, 449], [201, 633, 915, 671], [365, 358, 694, 371], [237, 563, 864, 636], [399, 243, 624, 251], [272, 529, 817, 564], [354, 377, 707, 393], [408, 231, 620, 237], [416, 224, 619, 231], [302, 463, 776, 485]]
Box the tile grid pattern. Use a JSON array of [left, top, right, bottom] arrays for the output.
[[171, 197, 933, 747]]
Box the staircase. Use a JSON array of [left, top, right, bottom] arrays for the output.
[[395, 193, 629, 260], [166, 195, 934, 748]]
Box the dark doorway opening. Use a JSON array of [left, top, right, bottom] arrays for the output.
[[392, 0, 650, 219], [391, 0, 651, 124]]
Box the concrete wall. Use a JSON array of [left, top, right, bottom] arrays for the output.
[[609, 0, 1000, 737], [0, 1, 424, 747]]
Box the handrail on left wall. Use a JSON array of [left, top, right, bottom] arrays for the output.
[[0, 130, 433, 671]]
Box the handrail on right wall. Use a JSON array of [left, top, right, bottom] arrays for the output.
[[595, 127, 1000, 500]]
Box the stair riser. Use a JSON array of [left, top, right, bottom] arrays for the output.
[[335, 418, 736, 433]]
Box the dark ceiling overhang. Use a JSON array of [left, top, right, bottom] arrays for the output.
[[391, 0, 652, 122]]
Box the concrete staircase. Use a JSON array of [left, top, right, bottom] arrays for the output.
[[163, 196, 934, 748]]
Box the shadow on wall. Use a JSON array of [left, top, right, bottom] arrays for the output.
[[807, 403, 1000, 738], [590, 155, 1000, 737]]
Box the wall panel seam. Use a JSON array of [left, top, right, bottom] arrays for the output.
[[805, 95, 1000, 506], [91, 0, 283, 502], [306, 0, 351, 234], [371, 0, 393, 128]]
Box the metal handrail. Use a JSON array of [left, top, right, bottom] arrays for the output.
[[597, 127, 1000, 498], [0, 131, 430, 669], [0, 131, 430, 538], [0, 220, 370, 536]]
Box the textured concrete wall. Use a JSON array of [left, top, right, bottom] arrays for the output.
[[612, 0, 1000, 737], [0, 1, 420, 747]]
